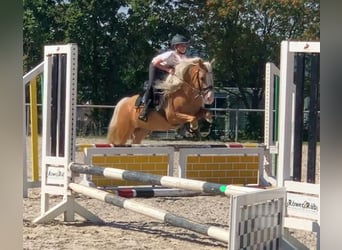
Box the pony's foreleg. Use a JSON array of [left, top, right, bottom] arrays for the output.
[[170, 112, 197, 124], [196, 108, 213, 123], [170, 108, 213, 125]]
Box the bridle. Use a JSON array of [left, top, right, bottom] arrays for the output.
[[176, 64, 213, 100]]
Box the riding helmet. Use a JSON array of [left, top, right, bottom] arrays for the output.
[[171, 34, 190, 47]]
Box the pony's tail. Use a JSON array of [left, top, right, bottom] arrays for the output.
[[106, 111, 117, 144], [106, 99, 123, 144]]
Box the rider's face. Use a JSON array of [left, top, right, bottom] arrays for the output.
[[176, 44, 188, 54]]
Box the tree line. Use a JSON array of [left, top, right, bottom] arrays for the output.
[[23, 0, 319, 138]]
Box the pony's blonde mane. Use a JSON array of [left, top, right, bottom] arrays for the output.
[[154, 57, 203, 94]]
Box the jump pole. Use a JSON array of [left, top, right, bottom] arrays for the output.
[[112, 187, 202, 198], [69, 183, 229, 243], [69, 163, 262, 196], [106, 186, 203, 198]]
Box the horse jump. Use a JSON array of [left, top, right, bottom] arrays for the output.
[[69, 183, 230, 243], [68, 163, 285, 247], [35, 158, 285, 248]]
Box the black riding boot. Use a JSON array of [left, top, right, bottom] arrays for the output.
[[138, 89, 152, 122], [139, 63, 158, 122]]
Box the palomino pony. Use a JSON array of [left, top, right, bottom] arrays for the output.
[[107, 57, 215, 145]]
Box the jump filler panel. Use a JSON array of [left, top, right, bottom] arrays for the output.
[[83, 147, 174, 187], [179, 147, 264, 185], [81, 145, 264, 187]]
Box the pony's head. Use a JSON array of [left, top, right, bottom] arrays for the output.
[[202, 59, 215, 105], [154, 57, 215, 105]]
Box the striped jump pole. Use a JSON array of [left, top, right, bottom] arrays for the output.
[[108, 187, 203, 198], [69, 183, 229, 243], [70, 163, 261, 196], [76, 142, 261, 152]]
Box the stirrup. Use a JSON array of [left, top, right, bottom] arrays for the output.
[[138, 115, 147, 122], [138, 111, 148, 122]]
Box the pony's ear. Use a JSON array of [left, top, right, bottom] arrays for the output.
[[210, 58, 215, 65]]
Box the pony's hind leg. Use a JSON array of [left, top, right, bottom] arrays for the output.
[[132, 128, 150, 144], [107, 124, 132, 145]]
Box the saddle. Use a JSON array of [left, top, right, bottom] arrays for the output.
[[135, 83, 164, 111]]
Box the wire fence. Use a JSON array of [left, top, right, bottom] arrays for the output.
[[25, 104, 319, 142]]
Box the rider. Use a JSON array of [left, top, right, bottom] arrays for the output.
[[138, 34, 190, 122]]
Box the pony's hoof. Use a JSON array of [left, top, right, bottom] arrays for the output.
[[204, 111, 213, 123], [205, 116, 213, 123]]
